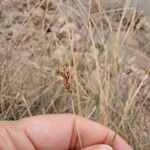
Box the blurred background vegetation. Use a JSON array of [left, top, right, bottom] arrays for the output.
[[0, 0, 150, 149]]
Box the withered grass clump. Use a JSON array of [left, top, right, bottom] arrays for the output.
[[0, 0, 150, 149]]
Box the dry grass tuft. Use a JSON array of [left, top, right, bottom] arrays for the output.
[[0, 0, 150, 149]]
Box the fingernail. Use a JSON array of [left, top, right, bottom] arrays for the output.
[[95, 144, 113, 150]]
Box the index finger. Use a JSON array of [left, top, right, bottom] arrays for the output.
[[18, 114, 131, 150]]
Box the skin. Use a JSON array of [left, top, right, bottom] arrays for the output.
[[0, 114, 132, 150]]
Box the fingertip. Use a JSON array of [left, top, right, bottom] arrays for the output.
[[81, 144, 113, 150], [95, 145, 113, 150]]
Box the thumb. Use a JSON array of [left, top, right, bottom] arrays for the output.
[[81, 144, 113, 150]]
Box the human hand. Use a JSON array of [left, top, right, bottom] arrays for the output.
[[0, 114, 131, 150]]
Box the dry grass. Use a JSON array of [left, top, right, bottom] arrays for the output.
[[0, 0, 150, 149]]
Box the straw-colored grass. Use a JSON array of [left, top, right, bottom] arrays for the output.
[[0, 0, 150, 149]]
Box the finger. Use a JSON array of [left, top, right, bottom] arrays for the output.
[[0, 121, 35, 150], [0, 114, 131, 150], [81, 144, 113, 150], [17, 114, 131, 150]]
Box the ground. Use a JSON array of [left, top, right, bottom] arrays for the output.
[[0, 0, 150, 149]]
